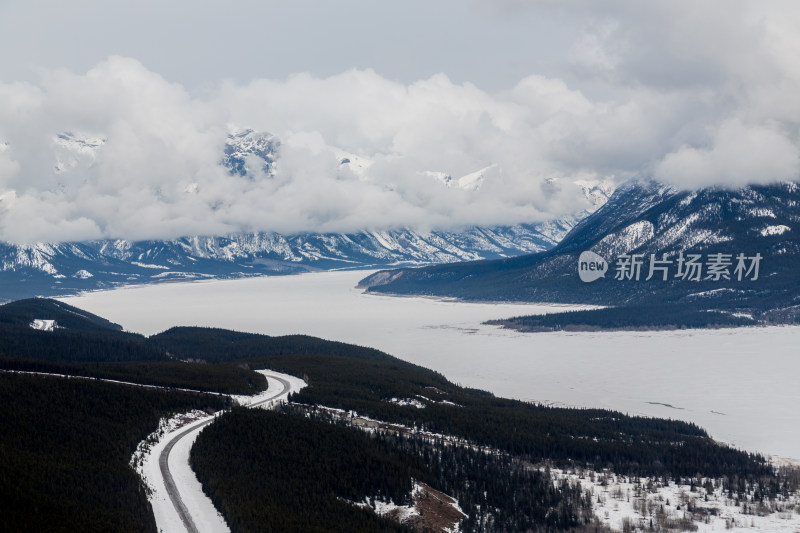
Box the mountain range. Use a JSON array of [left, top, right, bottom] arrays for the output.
[[0, 129, 612, 300], [360, 178, 800, 325]]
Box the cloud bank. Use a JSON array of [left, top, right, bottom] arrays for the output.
[[0, 1, 799, 243]]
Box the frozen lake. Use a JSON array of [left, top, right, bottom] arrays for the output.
[[60, 270, 800, 462]]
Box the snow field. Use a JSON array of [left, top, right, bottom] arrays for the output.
[[549, 467, 800, 532]]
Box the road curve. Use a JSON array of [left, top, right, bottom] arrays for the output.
[[159, 418, 215, 533], [248, 376, 292, 408], [157, 373, 294, 533]]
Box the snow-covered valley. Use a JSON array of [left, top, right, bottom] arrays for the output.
[[60, 269, 800, 464]]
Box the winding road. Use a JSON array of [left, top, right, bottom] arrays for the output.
[[159, 419, 214, 533], [149, 372, 301, 533]]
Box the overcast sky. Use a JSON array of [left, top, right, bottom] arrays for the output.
[[1, 0, 799, 242]]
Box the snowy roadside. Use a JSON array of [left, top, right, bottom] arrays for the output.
[[547, 466, 800, 532], [131, 370, 307, 533], [230, 371, 307, 408]]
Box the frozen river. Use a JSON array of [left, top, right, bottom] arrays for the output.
[[60, 270, 800, 462]]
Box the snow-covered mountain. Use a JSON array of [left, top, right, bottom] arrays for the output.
[[221, 129, 279, 177], [361, 178, 800, 320], [0, 222, 577, 300], [0, 129, 613, 300]]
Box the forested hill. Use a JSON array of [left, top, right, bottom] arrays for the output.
[[0, 297, 124, 333], [149, 326, 405, 364], [0, 298, 267, 394], [0, 372, 230, 532]]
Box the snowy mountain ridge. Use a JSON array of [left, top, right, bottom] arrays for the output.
[[0, 128, 613, 299], [360, 178, 800, 319], [0, 221, 579, 300]]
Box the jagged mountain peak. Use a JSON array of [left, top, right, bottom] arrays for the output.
[[222, 128, 280, 177]]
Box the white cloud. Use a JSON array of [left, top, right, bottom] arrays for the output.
[[1, 1, 800, 243], [0, 59, 609, 243], [654, 120, 800, 189]]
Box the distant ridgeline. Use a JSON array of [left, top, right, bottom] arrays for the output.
[[2, 297, 793, 531], [361, 179, 800, 331], [0, 224, 571, 301]]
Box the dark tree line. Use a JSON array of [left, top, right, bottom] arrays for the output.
[[191, 407, 416, 533], [192, 407, 599, 533], [0, 373, 229, 532], [260, 354, 771, 481], [0, 357, 266, 395], [489, 302, 759, 332], [0, 325, 164, 363], [285, 404, 597, 532], [0, 316, 269, 395], [150, 326, 418, 365]]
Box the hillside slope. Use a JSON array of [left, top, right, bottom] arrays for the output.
[[361, 179, 800, 322]]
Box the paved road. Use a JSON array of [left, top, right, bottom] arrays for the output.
[[158, 375, 292, 533]]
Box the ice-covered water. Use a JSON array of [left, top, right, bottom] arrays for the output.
[[60, 270, 800, 461]]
